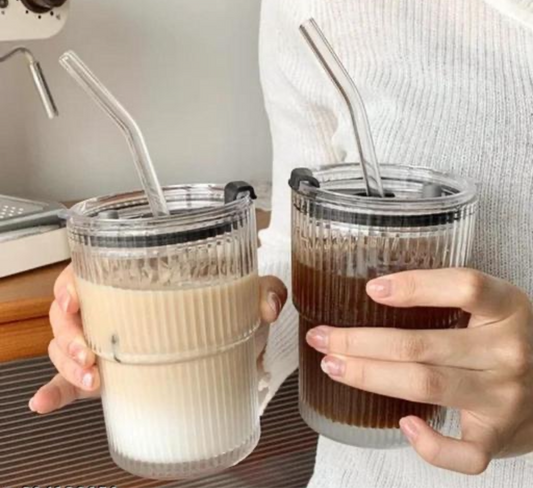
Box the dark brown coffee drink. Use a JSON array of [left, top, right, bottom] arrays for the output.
[[289, 165, 477, 447], [293, 260, 466, 429]]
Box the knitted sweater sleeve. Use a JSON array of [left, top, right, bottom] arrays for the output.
[[484, 0, 533, 28]]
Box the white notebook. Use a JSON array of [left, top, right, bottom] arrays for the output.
[[0, 227, 71, 278]]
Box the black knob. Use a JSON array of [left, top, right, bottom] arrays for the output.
[[20, 0, 67, 13]]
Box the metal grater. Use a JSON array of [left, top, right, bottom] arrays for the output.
[[0, 195, 66, 233]]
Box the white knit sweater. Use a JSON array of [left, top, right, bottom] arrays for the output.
[[256, 1, 533, 487]]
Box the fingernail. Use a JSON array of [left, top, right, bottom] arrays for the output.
[[28, 397, 36, 412], [267, 292, 282, 316], [69, 338, 88, 367], [367, 279, 392, 298], [258, 372, 271, 391], [400, 417, 419, 442], [307, 327, 329, 352], [82, 372, 94, 389], [57, 287, 71, 313], [321, 356, 345, 377]]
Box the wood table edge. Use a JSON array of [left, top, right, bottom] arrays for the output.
[[0, 316, 54, 362], [0, 297, 53, 325]]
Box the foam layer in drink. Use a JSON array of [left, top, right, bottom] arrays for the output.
[[76, 274, 260, 465]]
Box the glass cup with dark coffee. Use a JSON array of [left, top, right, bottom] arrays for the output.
[[290, 164, 478, 449]]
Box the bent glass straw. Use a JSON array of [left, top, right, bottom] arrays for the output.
[[60, 51, 170, 217], [300, 19, 385, 198]]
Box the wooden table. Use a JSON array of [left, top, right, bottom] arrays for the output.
[[0, 262, 65, 362]]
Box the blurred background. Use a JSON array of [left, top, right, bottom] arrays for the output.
[[0, 0, 272, 203]]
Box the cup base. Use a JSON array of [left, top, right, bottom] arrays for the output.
[[109, 426, 261, 480], [300, 401, 414, 449]]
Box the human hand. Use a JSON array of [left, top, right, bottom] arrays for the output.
[[306, 269, 533, 474], [30, 264, 287, 414]]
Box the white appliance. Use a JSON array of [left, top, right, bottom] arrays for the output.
[[0, 1, 70, 277], [0, 0, 69, 41]]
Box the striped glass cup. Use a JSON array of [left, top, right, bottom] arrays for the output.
[[66, 183, 260, 479], [290, 164, 478, 448]]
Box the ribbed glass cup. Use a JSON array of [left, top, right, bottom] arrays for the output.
[[291, 164, 478, 449], [67, 185, 260, 480]]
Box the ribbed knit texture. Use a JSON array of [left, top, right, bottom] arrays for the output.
[[485, 0, 533, 29], [257, 0, 533, 486]]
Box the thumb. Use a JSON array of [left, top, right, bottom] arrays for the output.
[[259, 275, 288, 324], [399, 416, 497, 475]]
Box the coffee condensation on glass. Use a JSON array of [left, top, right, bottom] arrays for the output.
[[290, 164, 478, 449]]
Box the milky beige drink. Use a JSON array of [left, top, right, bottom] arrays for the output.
[[77, 274, 259, 465], [67, 183, 261, 480]]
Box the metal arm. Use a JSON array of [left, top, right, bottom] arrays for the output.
[[0, 46, 58, 119]]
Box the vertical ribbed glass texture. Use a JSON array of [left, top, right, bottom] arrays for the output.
[[292, 165, 478, 448], [67, 185, 260, 479]]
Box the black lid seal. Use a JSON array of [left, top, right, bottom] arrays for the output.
[[72, 181, 257, 248], [289, 168, 457, 227], [224, 181, 258, 204], [289, 168, 320, 191]]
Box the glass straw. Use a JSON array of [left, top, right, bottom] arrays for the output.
[[300, 19, 385, 198], [59, 51, 170, 217]]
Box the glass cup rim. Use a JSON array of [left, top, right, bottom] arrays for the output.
[[66, 184, 253, 234], [293, 163, 478, 215]]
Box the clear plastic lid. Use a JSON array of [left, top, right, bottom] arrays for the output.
[[289, 164, 477, 227], [66, 182, 257, 248]]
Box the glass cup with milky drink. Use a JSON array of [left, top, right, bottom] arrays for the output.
[[289, 164, 478, 449], [66, 182, 261, 480]]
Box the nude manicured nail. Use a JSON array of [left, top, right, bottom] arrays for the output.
[[57, 287, 71, 313], [69, 339, 88, 367], [307, 327, 329, 352], [321, 356, 345, 377], [82, 372, 94, 389], [367, 279, 392, 298], [400, 417, 419, 442], [267, 292, 282, 316]]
